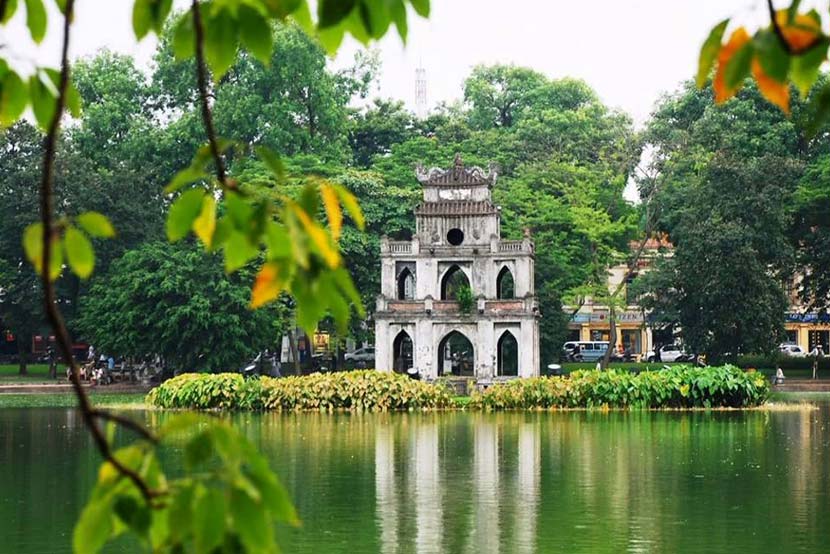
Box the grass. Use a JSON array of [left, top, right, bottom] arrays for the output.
[[0, 392, 146, 409], [0, 363, 64, 383]]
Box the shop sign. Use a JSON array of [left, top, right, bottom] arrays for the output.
[[786, 313, 830, 323]]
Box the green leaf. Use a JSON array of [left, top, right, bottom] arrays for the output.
[[230, 488, 274, 553], [389, 0, 407, 42], [264, 221, 292, 259], [49, 236, 63, 281], [791, 38, 828, 97], [166, 188, 206, 242], [24, 0, 46, 43], [318, 24, 346, 54], [409, 0, 429, 17], [204, 9, 238, 80], [113, 495, 151, 535], [318, 0, 356, 29], [151, 0, 172, 33], [753, 29, 790, 82], [333, 267, 364, 317], [1, 0, 18, 23], [238, 5, 273, 64], [225, 191, 253, 230], [255, 145, 285, 182], [172, 12, 196, 60], [165, 165, 206, 194], [64, 226, 95, 279], [73, 497, 113, 554], [194, 487, 226, 554], [359, 0, 391, 39], [66, 80, 82, 118], [166, 484, 195, 542], [29, 71, 57, 130], [132, 0, 153, 40], [0, 70, 28, 126], [224, 230, 259, 273], [77, 211, 115, 238], [22, 222, 44, 272], [184, 431, 213, 468], [724, 40, 754, 90], [696, 19, 729, 88]]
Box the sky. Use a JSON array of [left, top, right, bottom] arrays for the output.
[[2, 0, 778, 126]]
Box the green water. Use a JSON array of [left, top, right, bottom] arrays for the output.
[[2, 403, 830, 553]]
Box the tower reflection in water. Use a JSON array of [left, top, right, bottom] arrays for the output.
[[374, 416, 539, 554]]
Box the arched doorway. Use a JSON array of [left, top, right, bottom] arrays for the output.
[[397, 268, 415, 300], [392, 330, 413, 373], [441, 265, 470, 300], [497, 331, 518, 377], [438, 331, 474, 377], [496, 266, 515, 299]]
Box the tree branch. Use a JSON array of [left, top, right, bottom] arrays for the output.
[[768, 0, 794, 55], [37, 0, 158, 502], [191, 0, 228, 188]]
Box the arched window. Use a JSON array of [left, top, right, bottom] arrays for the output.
[[496, 266, 515, 299], [392, 330, 413, 373], [497, 331, 518, 377], [397, 268, 415, 300], [441, 265, 470, 300], [438, 331, 474, 377]]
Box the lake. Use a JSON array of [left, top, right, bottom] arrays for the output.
[[2, 400, 830, 553]]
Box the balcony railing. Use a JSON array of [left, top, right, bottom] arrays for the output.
[[497, 240, 525, 252], [388, 241, 412, 254]]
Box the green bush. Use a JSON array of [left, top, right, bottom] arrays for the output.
[[468, 365, 770, 410], [147, 370, 455, 411]]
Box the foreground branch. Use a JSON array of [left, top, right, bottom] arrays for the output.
[[37, 0, 158, 502], [192, 0, 228, 187]]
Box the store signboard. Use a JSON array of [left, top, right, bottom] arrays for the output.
[[786, 313, 830, 323], [568, 310, 644, 324]]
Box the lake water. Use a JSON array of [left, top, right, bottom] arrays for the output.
[[2, 401, 830, 553]]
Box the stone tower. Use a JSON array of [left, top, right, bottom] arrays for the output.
[[374, 154, 540, 380]]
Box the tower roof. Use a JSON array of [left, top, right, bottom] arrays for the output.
[[415, 153, 498, 186]]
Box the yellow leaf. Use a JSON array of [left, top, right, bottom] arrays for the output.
[[289, 203, 341, 269], [250, 262, 285, 308], [752, 58, 790, 114], [193, 195, 217, 248], [714, 27, 751, 103], [320, 183, 343, 241], [776, 10, 821, 53]]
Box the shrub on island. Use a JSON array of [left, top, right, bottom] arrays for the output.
[[146, 370, 455, 411], [469, 365, 770, 410]]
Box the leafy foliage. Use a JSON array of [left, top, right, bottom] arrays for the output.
[[147, 370, 455, 411], [73, 414, 298, 554], [699, 6, 830, 125], [76, 242, 285, 373], [469, 366, 771, 410]]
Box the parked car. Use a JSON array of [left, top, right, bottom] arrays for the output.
[[562, 341, 610, 363], [645, 344, 691, 363], [778, 343, 807, 357], [345, 346, 375, 368]]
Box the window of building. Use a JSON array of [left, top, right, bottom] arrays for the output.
[[397, 267, 415, 300], [446, 228, 464, 246], [497, 331, 519, 376], [441, 265, 470, 300], [438, 331, 474, 376], [496, 266, 515, 299], [393, 331, 413, 373]]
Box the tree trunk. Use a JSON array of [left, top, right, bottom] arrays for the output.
[[288, 328, 300, 375], [17, 339, 28, 375], [600, 306, 617, 370]]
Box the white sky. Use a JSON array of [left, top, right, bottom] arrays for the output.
[[1, 0, 780, 126]]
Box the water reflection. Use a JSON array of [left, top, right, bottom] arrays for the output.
[[3, 406, 830, 553]]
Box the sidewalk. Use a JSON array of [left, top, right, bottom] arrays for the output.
[[0, 382, 152, 394], [774, 379, 830, 392]]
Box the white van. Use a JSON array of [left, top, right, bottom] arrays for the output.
[[562, 341, 610, 362]]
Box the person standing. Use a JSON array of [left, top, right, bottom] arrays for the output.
[[809, 344, 824, 379]]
